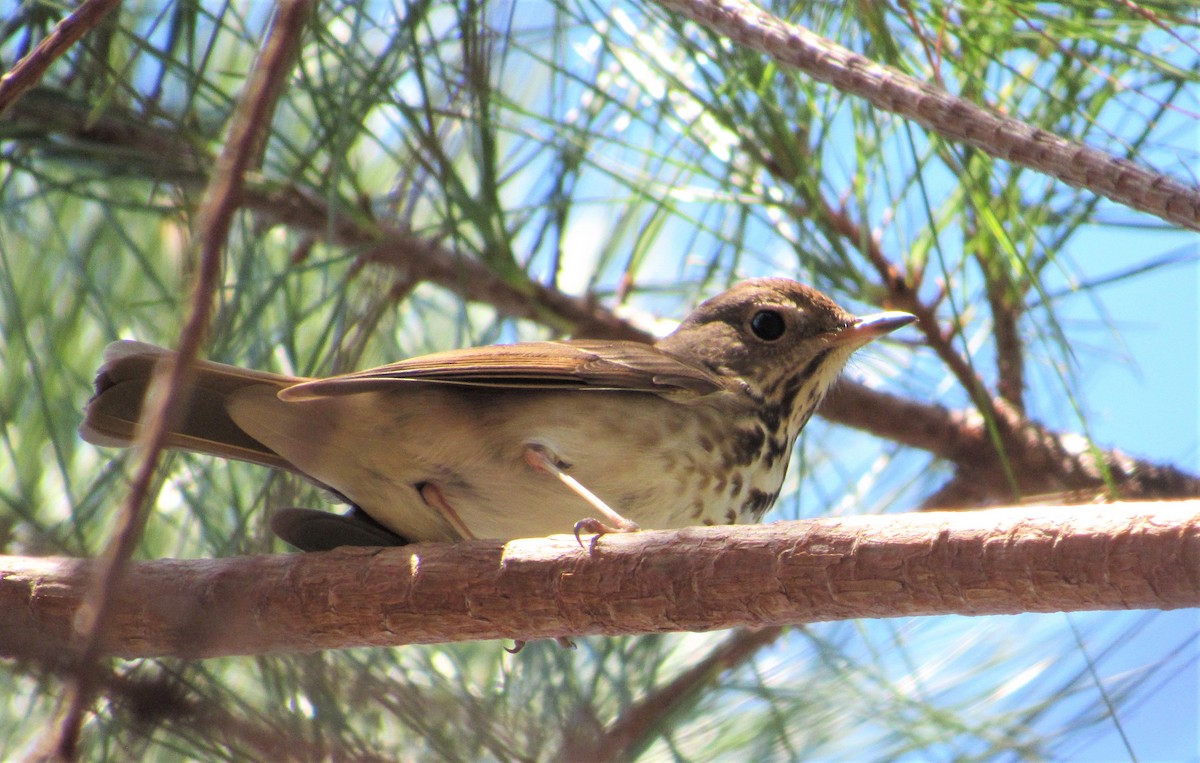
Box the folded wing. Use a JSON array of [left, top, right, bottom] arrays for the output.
[[279, 340, 727, 400]]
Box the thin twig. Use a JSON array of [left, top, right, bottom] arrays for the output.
[[560, 627, 785, 761], [0, 0, 120, 116], [978, 251, 1025, 411], [35, 4, 314, 760]]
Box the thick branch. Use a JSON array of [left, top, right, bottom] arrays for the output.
[[2, 502, 1196, 661]]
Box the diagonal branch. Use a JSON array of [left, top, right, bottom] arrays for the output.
[[38, 4, 314, 760], [813, 197, 996, 415], [2, 502, 1196, 660], [559, 626, 785, 761], [0, 0, 120, 116], [652, 0, 1200, 230]]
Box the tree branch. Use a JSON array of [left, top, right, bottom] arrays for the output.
[[3, 502, 1196, 661], [652, 0, 1200, 230], [0, 0, 120, 116], [822, 386, 1200, 505], [39, 4, 314, 759], [559, 626, 784, 761]]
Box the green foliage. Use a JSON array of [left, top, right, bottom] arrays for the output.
[[1, 0, 1196, 759]]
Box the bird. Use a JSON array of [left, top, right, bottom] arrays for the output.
[[80, 278, 913, 551]]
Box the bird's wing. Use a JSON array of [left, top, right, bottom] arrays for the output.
[[279, 340, 727, 400]]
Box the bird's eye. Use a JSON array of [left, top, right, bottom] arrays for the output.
[[749, 309, 786, 341]]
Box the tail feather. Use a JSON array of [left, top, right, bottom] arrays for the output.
[[79, 341, 303, 473]]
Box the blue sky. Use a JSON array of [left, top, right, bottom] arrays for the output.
[[1060, 226, 1198, 471], [1055, 224, 1198, 759]]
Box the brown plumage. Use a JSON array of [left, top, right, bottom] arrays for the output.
[[81, 278, 913, 549]]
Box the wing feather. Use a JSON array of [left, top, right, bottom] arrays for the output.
[[279, 340, 725, 400]]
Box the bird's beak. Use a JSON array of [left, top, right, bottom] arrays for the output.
[[831, 311, 916, 347]]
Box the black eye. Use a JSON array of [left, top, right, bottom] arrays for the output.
[[749, 309, 786, 341]]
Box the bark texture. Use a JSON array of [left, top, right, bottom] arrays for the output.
[[2, 501, 1196, 661]]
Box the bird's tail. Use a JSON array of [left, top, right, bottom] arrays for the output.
[[79, 340, 300, 472]]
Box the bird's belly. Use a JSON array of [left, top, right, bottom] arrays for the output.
[[435, 392, 763, 539], [232, 385, 786, 542]]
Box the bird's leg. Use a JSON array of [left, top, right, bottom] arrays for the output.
[[522, 444, 640, 545], [417, 482, 475, 540]]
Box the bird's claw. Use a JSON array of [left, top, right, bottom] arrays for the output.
[[506, 636, 577, 654], [573, 516, 640, 551]]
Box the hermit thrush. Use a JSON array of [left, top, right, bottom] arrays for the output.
[[80, 278, 913, 551]]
